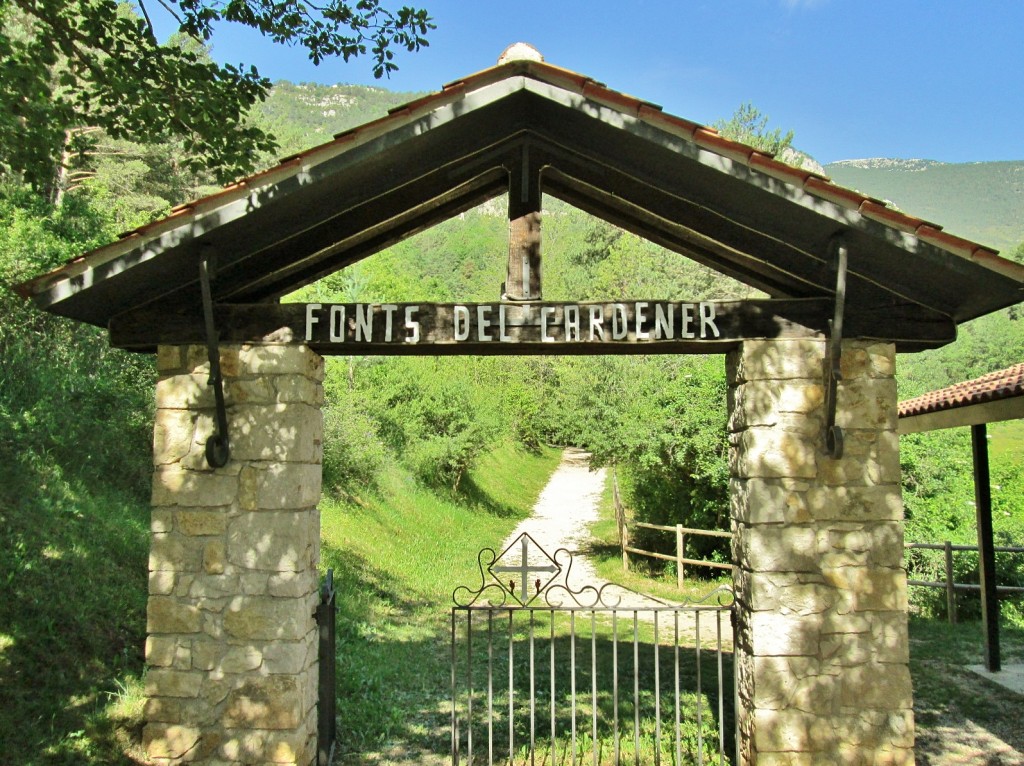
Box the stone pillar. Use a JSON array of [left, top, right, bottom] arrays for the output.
[[727, 339, 914, 765], [144, 343, 324, 765]]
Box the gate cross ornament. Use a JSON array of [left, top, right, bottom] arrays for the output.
[[489, 533, 560, 605]]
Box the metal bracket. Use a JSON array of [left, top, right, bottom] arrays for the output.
[[823, 236, 848, 459], [199, 247, 230, 468]]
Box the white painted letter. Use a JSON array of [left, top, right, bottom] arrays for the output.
[[305, 303, 321, 342], [680, 303, 695, 339], [354, 304, 373, 342], [381, 305, 399, 341], [635, 301, 650, 340], [453, 305, 470, 341], [329, 305, 346, 342], [541, 306, 557, 342], [654, 303, 674, 340], [477, 305, 493, 341], [499, 304, 513, 342], [612, 304, 628, 340], [564, 305, 581, 342], [588, 305, 605, 341], [699, 302, 721, 338], [404, 306, 420, 343]]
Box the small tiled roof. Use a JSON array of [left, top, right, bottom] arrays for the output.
[[899, 363, 1024, 418]]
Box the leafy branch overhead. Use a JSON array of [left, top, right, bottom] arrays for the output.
[[0, 0, 434, 190]]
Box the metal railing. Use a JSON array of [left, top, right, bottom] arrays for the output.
[[451, 534, 734, 766], [905, 541, 1024, 623], [317, 569, 337, 766], [621, 522, 732, 588]]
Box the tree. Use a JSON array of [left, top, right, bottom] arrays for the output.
[[0, 0, 433, 196], [714, 102, 795, 158]]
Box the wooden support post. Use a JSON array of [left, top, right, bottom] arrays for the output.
[[972, 423, 1000, 672], [505, 147, 542, 301], [676, 525, 685, 589], [944, 540, 957, 624], [622, 523, 630, 572]]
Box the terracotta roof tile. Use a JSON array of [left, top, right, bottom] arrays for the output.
[[899, 363, 1024, 418], [20, 53, 1019, 297]]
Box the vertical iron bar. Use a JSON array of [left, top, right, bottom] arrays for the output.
[[489, 611, 494, 766], [551, 613, 557, 766], [654, 612, 661, 766], [509, 610, 515, 765], [452, 609, 458, 766], [468, 611, 474, 764], [633, 612, 639, 766], [696, 611, 703, 765], [717, 611, 725, 766], [591, 611, 598, 766], [944, 541, 957, 624], [613, 611, 619, 766], [673, 611, 680, 766], [530, 611, 536, 766], [571, 611, 577, 765]]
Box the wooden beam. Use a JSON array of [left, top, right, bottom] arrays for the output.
[[972, 423, 1001, 673], [109, 297, 955, 354], [899, 396, 1024, 434]]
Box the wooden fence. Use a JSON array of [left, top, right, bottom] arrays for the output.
[[905, 541, 1024, 623]]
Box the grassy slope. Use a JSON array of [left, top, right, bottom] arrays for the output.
[[0, 441, 562, 765], [319, 442, 562, 762]]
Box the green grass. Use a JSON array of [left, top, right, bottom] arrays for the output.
[[0, 460, 149, 765], [319, 442, 563, 762], [990, 419, 1024, 463]]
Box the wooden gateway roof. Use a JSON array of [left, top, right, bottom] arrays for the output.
[[15, 47, 1024, 352]]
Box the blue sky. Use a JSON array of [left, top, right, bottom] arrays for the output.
[[156, 1, 1023, 165]]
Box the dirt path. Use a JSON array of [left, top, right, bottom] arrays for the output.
[[500, 449, 733, 645]]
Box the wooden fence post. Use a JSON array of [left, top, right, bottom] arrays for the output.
[[676, 524, 685, 589], [622, 522, 630, 572], [944, 540, 957, 624]]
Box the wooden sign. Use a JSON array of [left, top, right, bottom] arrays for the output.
[[109, 298, 955, 354]]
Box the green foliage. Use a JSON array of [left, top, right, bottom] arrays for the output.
[[0, 0, 432, 191], [714, 103, 795, 158]]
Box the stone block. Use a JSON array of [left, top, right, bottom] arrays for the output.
[[238, 464, 321, 511], [223, 675, 303, 729], [729, 381, 825, 431], [203, 541, 226, 575], [268, 571, 317, 599], [178, 510, 227, 537], [824, 523, 904, 569], [227, 510, 318, 572], [156, 374, 216, 411], [143, 723, 201, 760], [731, 339, 826, 382], [220, 727, 312, 765], [748, 572, 835, 615], [753, 708, 836, 753], [146, 635, 179, 667], [220, 644, 263, 673], [735, 525, 822, 573], [149, 571, 176, 596], [824, 567, 908, 613], [731, 478, 813, 525], [148, 596, 201, 634], [227, 376, 276, 405], [144, 696, 210, 724], [262, 634, 316, 674], [228, 403, 323, 464], [803, 484, 903, 522], [835, 377, 897, 430], [272, 374, 323, 404], [149, 532, 204, 573], [238, 344, 324, 379], [151, 508, 175, 534], [839, 342, 896, 379], [819, 430, 900, 487], [223, 595, 315, 641], [751, 656, 837, 713], [152, 467, 238, 508], [188, 573, 238, 599], [731, 428, 818, 479], [145, 668, 203, 698], [749, 611, 823, 656], [156, 345, 186, 374], [839, 663, 912, 710]]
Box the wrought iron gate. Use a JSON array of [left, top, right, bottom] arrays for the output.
[[451, 533, 734, 766]]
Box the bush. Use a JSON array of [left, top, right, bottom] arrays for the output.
[[321, 398, 388, 493]]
